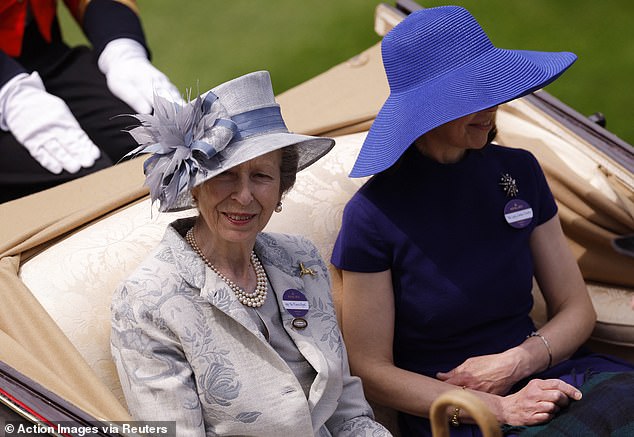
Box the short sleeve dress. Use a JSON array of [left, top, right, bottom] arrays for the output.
[[331, 144, 633, 436]]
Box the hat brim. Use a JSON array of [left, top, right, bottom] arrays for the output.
[[349, 47, 576, 177], [166, 132, 334, 211]]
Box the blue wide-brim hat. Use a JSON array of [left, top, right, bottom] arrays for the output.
[[349, 6, 577, 177]]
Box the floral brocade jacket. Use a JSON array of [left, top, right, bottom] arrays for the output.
[[111, 218, 389, 437]]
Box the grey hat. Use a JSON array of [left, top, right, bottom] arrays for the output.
[[125, 71, 334, 211]]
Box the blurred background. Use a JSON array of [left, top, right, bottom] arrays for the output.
[[59, 0, 634, 145]]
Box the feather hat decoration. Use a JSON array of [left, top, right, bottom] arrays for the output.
[[125, 91, 237, 211]]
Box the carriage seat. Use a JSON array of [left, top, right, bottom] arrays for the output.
[[19, 124, 634, 429]]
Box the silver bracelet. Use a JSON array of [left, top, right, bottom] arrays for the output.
[[527, 331, 553, 369]]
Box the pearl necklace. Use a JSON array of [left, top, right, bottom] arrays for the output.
[[186, 228, 268, 307]]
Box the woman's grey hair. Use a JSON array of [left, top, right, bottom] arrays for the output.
[[280, 145, 300, 197]]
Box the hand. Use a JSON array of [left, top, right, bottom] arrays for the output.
[[437, 350, 528, 395], [0, 72, 101, 174], [98, 38, 182, 114], [500, 378, 582, 426]]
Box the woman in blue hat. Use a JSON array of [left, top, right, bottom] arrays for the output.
[[331, 6, 634, 436]]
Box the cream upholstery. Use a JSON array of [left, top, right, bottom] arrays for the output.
[[19, 113, 634, 417], [19, 202, 193, 408], [265, 132, 369, 259]]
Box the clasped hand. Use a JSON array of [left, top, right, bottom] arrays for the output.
[[437, 351, 582, 426], [437, 351, 522, 394]]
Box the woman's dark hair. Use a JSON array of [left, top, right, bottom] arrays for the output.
[[487, 123, 498, 144], [280, 145, 300, 197]]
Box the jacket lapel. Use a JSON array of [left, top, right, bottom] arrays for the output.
[[174, 224, 330, 407], [255, 237, 330, 409], [199, 269, 269, 343]]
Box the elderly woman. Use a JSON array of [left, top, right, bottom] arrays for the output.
[[111, 71, 391, 437], [330, 6, 634, 437]]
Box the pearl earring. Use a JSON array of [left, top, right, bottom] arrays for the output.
[[274, 201, 283, 213]]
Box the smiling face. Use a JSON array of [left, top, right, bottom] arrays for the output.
[[415, 106, 498, 163], [192, 149, 282, 250]]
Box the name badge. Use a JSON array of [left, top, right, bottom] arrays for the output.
[[504, 199, 533, 229], [283, 289, 309, 329]]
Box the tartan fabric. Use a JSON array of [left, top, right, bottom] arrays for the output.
[[505, 372, 634, 436]]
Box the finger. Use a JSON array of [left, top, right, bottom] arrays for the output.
[[436, 374, 466, 387], [164, 84, 184, 104], [44, 140, 82, 173], [152, 77, 182, 104], [544, 379, 582, 401], [29, 145, 63, 174], [528, 411, 555, 425], [74, 144, 100, 168], [83, 143, 101, 166], [130, 94, 152, 114], [65, 133, 101, 167], [535, 399, 561, 414], [436, 371, 451, 381], [111, 80, 152, 114], [552, 391, 574, 409], [563, 386, 582, 401], [131, 76, 156, 113]]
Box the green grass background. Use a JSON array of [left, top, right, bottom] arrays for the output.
[[59, 0, 634, 145]]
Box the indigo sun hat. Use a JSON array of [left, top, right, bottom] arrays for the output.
[[125, 71, 335, 211], [349, 5, 577, 177]]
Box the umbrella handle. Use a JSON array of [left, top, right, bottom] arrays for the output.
[[429, 389, 502, 437]]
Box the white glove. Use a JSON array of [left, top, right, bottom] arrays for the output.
[[98, 38, 182, 114], [0, 72, 101, 174]]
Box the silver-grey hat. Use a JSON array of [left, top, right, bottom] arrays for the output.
[[125, 70, 335, 211]]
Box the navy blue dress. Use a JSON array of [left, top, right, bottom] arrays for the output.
[[331, 144, 633, 436]]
